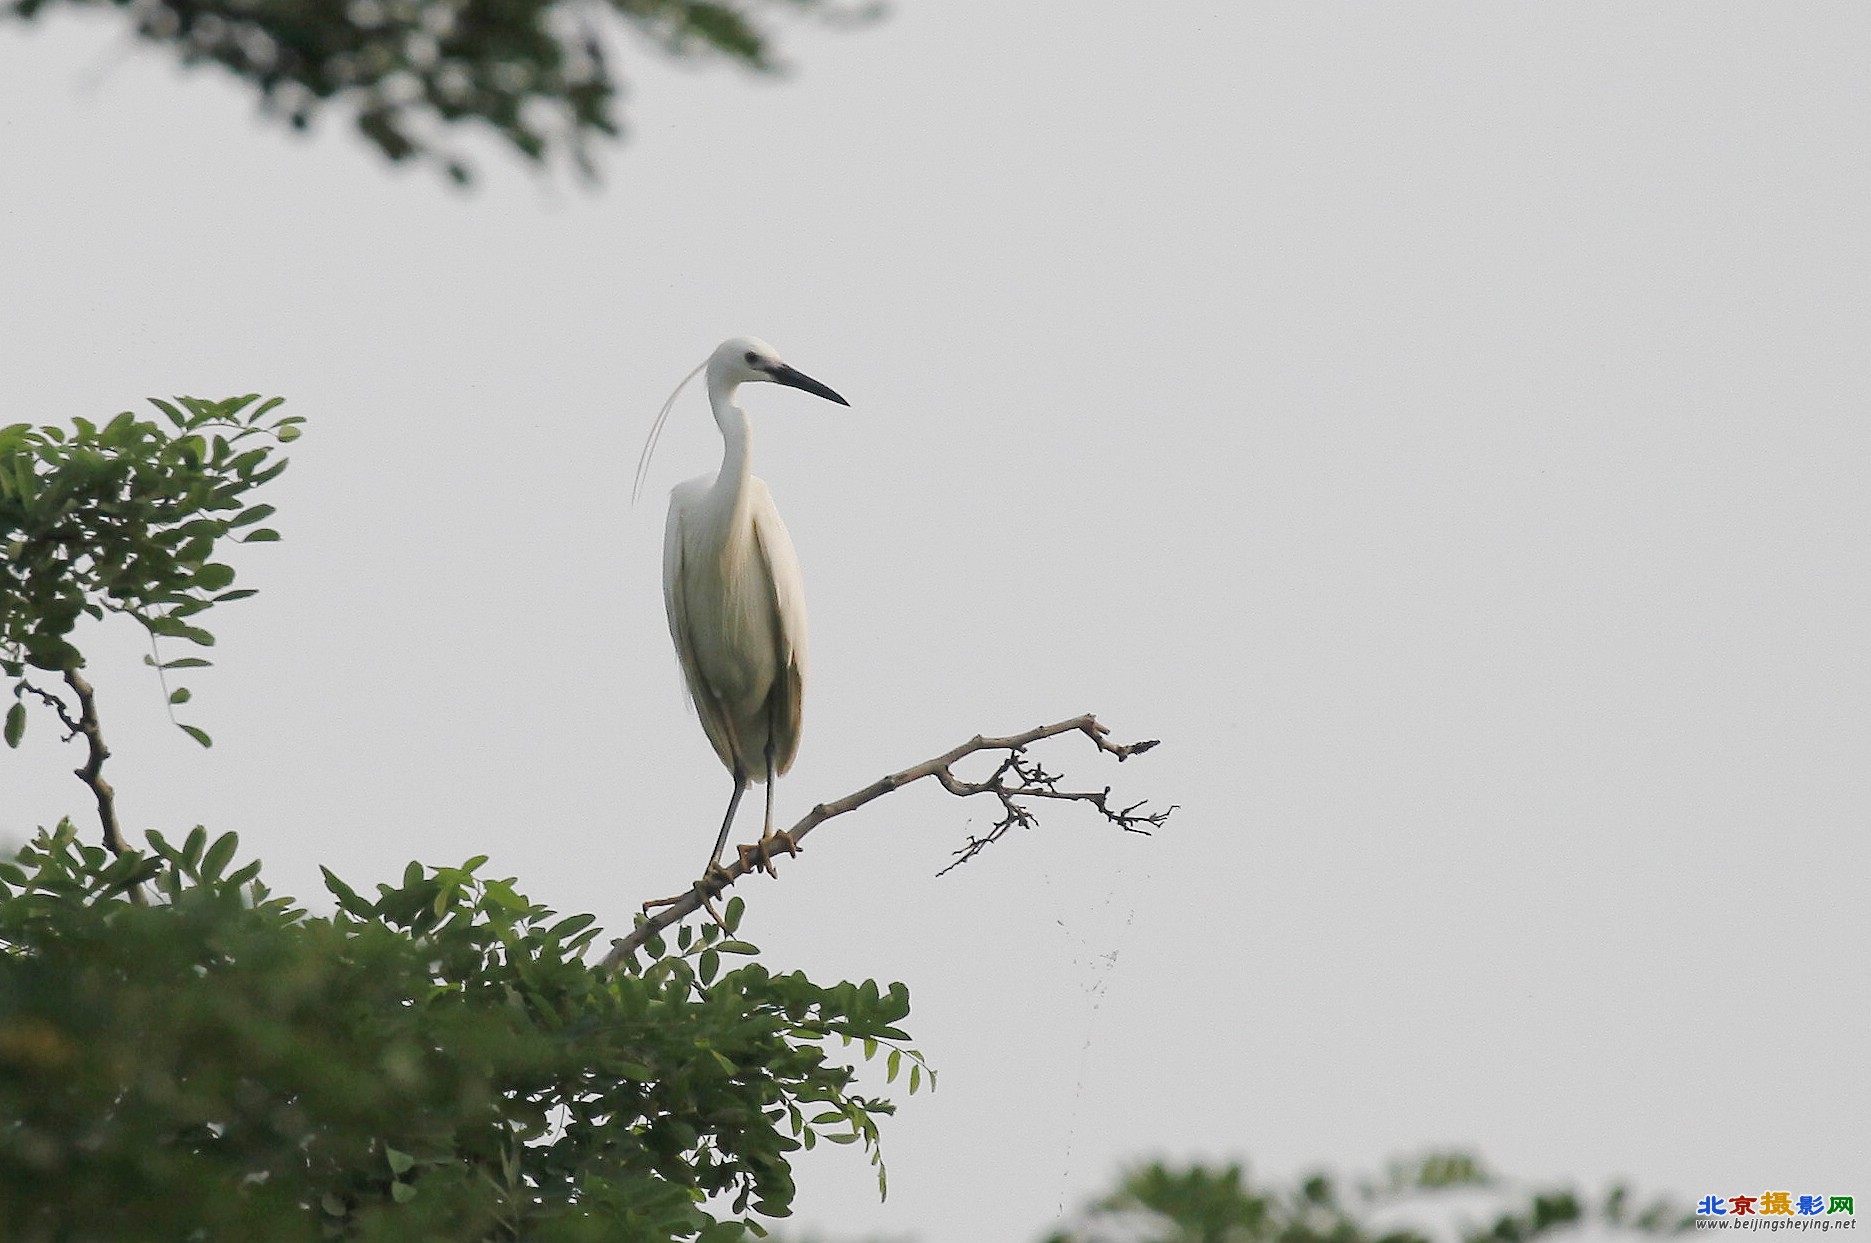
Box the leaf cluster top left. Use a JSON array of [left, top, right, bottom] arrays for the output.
[[1, 396, 299, 732]]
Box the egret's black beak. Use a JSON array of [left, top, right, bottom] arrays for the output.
[[765, 362, 850, 407]]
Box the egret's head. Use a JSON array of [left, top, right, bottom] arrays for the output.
[[709, 336, 850, 406], [633, 337, 851, 505]]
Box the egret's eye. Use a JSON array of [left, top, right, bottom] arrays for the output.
[[744, 351, 760, 366]]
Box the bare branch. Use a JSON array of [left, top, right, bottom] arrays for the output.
[[22, 672, 148, 903], [931, 741, 1171, 876], [61, 669, 131, 859], [68, 671, 148, 904], [603, 714, 1171, 971]]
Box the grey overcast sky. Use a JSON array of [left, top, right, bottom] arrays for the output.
[[3, 3, 1867, 1239]]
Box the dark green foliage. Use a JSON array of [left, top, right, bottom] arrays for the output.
[[0, 824, 928, 1241], [0, 395, 298, 748], [1044, 1153, 1689, 1243], [4, 0, 878, 182]]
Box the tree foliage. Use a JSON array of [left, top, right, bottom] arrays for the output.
[[4, 0, 878, 182], [1045, 1152, 1689, 1243], [0, 824, 926, 1241], [1, 395, 299, 750]]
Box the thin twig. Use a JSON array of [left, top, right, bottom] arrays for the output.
[[21, 680, 83, 737], [602, 714, 1171, 970]]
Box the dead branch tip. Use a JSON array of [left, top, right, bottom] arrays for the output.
[[603, 713, 1171, 971]]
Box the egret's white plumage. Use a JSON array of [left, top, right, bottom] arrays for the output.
[[640, 337, 849, 877]]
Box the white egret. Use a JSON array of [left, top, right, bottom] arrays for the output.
[[634, 337, 850, 884]]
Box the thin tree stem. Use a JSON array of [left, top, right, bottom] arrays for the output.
[[59, 669, 145, 904]]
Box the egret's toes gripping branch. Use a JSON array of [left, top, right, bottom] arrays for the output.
[[736, 830, 802, 878]]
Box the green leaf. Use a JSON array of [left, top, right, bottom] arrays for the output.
[[385, 1147, 415, 1175], [390, 1181, 417, 1204], [241, 528, 281, 543], [547, 912, 596, 940], [201, 832, 238, 881], [483, 880, 527, 912], [4, 701, 23, 748], [179, 723, 212, 748], [194, 563, 236, 591], [168, 687, 191, 705], [229, 502, 276, 528], [321, 866, 377, 918]]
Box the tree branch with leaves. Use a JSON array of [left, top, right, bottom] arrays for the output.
[[1046, 1151, 1691, 1243], [2, 396, 299, 855], [5, 0, 882, 183]]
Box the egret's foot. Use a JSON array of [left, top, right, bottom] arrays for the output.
[[735, 840, 774, 877], [693, 868, 734, 930], [737, 830, 801, 878], [700, 863, 734, 896], [643, 864, 732, 914]]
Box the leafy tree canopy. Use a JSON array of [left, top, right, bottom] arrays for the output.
[[0, 824, 927, 1241], [1047, 1152, 1688, 1243], [5, 0, 877, 181], [1, 395, 298, 751]]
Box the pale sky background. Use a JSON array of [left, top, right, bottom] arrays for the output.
[[3, 4, 1868, 1239]]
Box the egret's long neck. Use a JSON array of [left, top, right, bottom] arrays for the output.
[[707, 375, 753, 498]]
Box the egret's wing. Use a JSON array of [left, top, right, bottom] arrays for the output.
[[664, 489, 741, 773], [750, 484, 808, 776]]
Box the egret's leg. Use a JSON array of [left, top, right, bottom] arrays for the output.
[[737, 744, 778, 876], [706, 770, 749, 886], [644, 771, 748, 915], [763, 742, 776, 838], [754, 740, 802, 872]]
